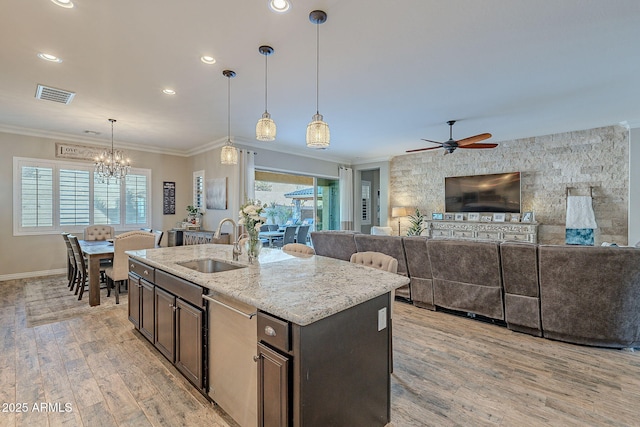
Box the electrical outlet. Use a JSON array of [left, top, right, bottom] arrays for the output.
[[378, 307, 387, 331]]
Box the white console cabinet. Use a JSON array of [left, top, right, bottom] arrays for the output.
[[426, 220, 538, 243]]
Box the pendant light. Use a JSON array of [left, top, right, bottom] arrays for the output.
[[94, 118, 130, 183], [220, 69, 238, 165], [256, 45, 276, 141], [306, 10, 330, 149]]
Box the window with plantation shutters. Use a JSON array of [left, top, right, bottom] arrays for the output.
[[194, 170, 205, 211], [13, 157, 151, 235]]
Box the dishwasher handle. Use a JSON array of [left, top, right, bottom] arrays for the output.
[[203, 294, 257, 319]]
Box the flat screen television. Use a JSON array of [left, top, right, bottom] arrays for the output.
[[445, 172, 521, 213]]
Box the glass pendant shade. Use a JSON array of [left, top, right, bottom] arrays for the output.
[[220, 140, 238, 165], [256, 112, 276, 141], [306, 113, 330, 148]]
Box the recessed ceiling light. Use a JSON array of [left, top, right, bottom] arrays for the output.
[[268, 0, 291, 13], [37, 53, 62, 63], [51, 0, 74, 8], [162, 89, 176, 95], [200, 55, 216, 65]]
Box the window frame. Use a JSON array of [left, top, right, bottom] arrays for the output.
[[13, 156, 152, 236]]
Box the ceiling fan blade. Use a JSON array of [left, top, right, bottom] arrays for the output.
[[420, 138, 444, 144], [406, 146, 444, 153], [456, 133, 492, 147], [459, 143, 499, 149]]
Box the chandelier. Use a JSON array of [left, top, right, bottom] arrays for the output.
[[94, 119, 130, 183]]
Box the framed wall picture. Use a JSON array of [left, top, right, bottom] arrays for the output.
[[493, 213, 506, 222], [432, 212, 444, 220], [162, 181, 176, 215], [510, 213, 521, 222], [468, 212, 480, 221], [454, 213, 464, 221], [206, 177, 227, 210], [481, 215, 493, 222], [522, 211, 534, 223], [444, 213, 454, 221]]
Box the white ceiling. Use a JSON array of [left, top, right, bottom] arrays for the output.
[[1, 0, 640, 164]]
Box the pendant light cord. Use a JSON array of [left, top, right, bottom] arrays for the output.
[[227, 75, 231, 142], [264, 53, 269, 112], [316, 21, 320, 114]]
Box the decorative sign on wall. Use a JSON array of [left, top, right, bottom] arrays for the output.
[[55, 142, 103, 161], [163, 181, 176, 215], [206, 177, 227, 210]]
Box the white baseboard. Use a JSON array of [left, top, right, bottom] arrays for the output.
[[0, 268, 66, 282]]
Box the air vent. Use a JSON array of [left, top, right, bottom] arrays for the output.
[[35, 84, 76, 104]]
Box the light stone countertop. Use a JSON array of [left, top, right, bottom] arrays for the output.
[[127, 244, 410, 326]]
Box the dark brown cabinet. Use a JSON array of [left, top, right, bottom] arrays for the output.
[[257, 342, 290, 427], [128, 258, 206, 393], [176, 298, 203, 389], [154, 286, 175, 362]]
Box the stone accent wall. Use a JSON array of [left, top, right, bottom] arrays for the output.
[[390, 125, 629, 245]]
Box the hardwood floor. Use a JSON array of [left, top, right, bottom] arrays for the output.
[[2, 276, 640, 426]]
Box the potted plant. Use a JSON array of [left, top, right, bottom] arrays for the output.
[[186, 205, 203, 224], [406, 208, 426, 236]]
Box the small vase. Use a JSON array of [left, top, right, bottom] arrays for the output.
[[245, 236, 262, 263]]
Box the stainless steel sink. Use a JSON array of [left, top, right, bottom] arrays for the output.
[[177, 259, 246, 273]]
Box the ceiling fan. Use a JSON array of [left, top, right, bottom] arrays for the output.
[[407, 120, 497, 154]]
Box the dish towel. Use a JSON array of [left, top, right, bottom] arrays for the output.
[[565, 195, 597, 245]]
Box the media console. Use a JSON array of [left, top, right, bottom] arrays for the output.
[[426, 220, 538, 243]]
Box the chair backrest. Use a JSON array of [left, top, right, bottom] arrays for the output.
[[282, 243, 316, 255], [267, 224, 279, 231], [350, 251, 398, 273], [153, 230, 163, 247], [110, 231, 156, 281], [295, 225, 310, 244], [84, 225, 114, 241], [61, 232, 75, 263], [68, 234, 86, 272], [260, 224, 270, 232], [283, 226, 297, 245]]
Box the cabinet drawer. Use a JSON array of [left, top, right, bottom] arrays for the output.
[[129, 259, 155, 282], [155, 270, 204, 308], [477, 231, 501, 240], [452, 230, 473, 238], [257, 312, 290, 352], [431, 229, 449, 237], [504, 233, 528, 241]]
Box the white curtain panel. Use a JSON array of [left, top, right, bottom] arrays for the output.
[[339, 166, 354, 230], [236, 150, 255, 214]]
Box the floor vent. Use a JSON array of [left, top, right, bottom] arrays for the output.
[[35, 84, 76, 104]]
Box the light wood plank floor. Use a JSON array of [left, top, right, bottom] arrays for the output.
[[2, 276, 640, 426]]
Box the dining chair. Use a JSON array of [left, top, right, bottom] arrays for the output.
[[295, 225, 310, 245], [68, 234, 89, 299], [61, 232, 76, 289], [273, 226, 297, 248], [282, 243, 316, 255], [153, 229, 164, 247], [83, 225, 114, 241], [104, 230, 155, 304]]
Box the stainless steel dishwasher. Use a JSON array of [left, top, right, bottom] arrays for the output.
[[204, 292, 257, 427]]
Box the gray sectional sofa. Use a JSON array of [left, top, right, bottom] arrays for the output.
[[310, 231, 640, 349]]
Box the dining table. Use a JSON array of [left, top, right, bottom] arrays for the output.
[[257, 230, 285, 247], [79, 239, 114, 306]]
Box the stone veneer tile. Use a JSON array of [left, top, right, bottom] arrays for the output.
[[390, 125, 629, 245]]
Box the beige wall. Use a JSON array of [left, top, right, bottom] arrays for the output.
[[390, 125, 629, 245], [0, 131, 191, 279]]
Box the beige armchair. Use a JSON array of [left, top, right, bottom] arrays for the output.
[[84, 225, 114, 241], [104, 230, 155, 304], [282, 243, 316, 255]]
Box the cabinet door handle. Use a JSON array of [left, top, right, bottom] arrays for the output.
[[143, 270, 149, 275], [130, 264, 135, 269], [202, 295, 257, 319], [265, 326, 277, 337], [253, 355, 260, 362]]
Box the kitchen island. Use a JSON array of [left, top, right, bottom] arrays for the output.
[[126, 244, 409, 427]]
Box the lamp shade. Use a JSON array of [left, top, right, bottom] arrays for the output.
[[392, 206, 413, 217], [256, 112, 276, 141], [306, 113, 330, 148], [220, 142, 238, 165]]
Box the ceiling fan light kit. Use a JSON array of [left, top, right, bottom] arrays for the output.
[[407, 120, 496, 154], [306, 10, 330, 149]]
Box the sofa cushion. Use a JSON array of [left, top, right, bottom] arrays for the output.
[[310, 231, 358, 261], [353, 234, 408, 276], [402, 237, 432, 308], [500, 242, 539, 297]]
